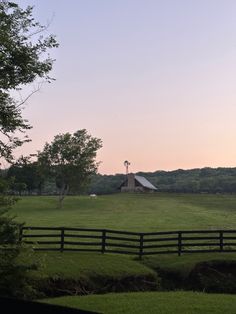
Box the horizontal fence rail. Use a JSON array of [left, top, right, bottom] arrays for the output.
[[19, 227, 236, 258]]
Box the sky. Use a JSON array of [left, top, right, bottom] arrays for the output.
[[13, 0, 236, 174]]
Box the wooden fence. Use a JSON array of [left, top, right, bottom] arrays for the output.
[[20, 227, 236, 258]]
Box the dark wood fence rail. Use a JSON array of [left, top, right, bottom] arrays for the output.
[[20, 227, 236, 258]]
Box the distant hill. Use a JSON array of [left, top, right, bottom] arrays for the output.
[[87, 167, 236, 194]]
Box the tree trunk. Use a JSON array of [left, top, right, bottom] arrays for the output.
[[58, 184, 69, 209]]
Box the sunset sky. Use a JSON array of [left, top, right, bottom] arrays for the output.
[[14, 0, 236, 174]]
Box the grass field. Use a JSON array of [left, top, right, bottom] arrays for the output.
[[12, 193, 236, 312], [31, 252, 156, 279], [12, 193, 236, 277], [25, 250, 236, 287], [11, 193, 236, 231], [42, 291, 236, 314]]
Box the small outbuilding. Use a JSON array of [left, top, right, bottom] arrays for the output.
[[120, 173, 157, 193]]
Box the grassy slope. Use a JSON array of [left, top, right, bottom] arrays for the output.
[[13, 193, 236, 281], [28, 252, 159, 297], [33, 252, 155, 279], [26, 251, 236, 287], [11, 192, 236, 305], [11, 193, 236, 231], [142, 252, 236, 278], [42, 291, 236, 314]]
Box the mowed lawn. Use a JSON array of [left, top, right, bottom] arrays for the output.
[[42, 291, 236, 314], [11, 193, 236, 231]]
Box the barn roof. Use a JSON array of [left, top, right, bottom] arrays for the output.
[[134, 175, 157, 190]]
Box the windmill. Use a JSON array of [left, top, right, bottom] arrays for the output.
[[124, 160, 131, 175]]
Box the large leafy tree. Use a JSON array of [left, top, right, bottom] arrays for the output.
[[0, 1, 58, 162], [0, 1, 58, 299], [38, 130, 102, 208]]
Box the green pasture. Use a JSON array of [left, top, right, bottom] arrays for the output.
[[42, 291, 236, 314], [11, 193, 236, 231], [12, 193, 236, 287], [31, 252, 156, 280], [10, 193, 236, 312], [10, 193, 236, 314], [24, 250, 236, 285]]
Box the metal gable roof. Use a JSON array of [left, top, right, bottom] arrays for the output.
[[134, 175, 157, 190]]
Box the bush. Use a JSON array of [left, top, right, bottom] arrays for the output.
[[0, 186, 40, 299], [187, 260, 236, 293]]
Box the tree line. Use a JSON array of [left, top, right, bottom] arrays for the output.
[[6, 166, 236, 195], [145, 168, 236, 194], [88, 168, 236, 194]]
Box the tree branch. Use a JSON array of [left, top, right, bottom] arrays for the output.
[[16, 82, 45, 108]]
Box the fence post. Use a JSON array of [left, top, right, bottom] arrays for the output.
[[60, 227, 65, 252], [139, 233, 144, 260], [19, 226, 23, 243], [178, 232, 182, 256], [219, 231, 223, 252], [101, 229, 106, 254]]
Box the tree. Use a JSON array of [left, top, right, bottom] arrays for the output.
[[12, 182, 27, 196], [37, 130, 102, 208], [0, 176, 40, 299], [7, 156, 44, 195], [0, 1, 58, 162], [0, 1, 58, 299]]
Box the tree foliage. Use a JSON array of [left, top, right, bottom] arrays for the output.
[[37, 129, 102, 207], [0, 1, 58, 162], [0, 176, 39, 299], [7, 155, 44, 195], [0, 1, 58, 299], [86, 168, 236, 195]]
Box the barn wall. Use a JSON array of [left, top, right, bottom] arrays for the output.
[[121, 186, 145, 192]]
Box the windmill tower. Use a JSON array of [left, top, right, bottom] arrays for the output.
[[124, 160, 131, 175]]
